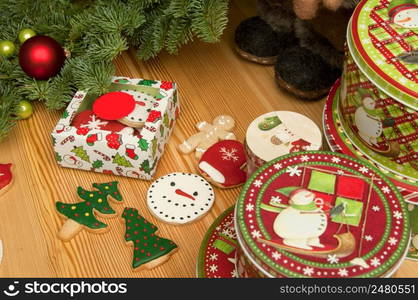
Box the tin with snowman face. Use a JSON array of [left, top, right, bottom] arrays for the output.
[[338, 0, 418, 181]]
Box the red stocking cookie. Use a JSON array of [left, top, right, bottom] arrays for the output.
[[122, 207, 177, 271], [198, 140, 247, 188], [0, 163, 13, 197], [147, 173, 215, 225]]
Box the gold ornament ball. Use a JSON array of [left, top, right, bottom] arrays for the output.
[[0, 40, 16, 57], [18, 28, 37, 44], [16, 100, 33, 119]]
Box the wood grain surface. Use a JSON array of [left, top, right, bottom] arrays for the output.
[[0, 0, 416, 278]]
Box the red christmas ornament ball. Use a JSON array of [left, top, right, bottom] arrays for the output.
[[18, 35, 66, 80]]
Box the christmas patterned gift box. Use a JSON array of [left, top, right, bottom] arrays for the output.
[[235, 151, 410, 278], [51, 77, 179, 180], [339, 0, 418, 182]]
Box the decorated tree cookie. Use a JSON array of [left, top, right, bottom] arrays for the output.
[[147, 173, 215, 225], [198, 140, 247, 188], [0, 163, 13, 197], [56, 181, 123, 241], [122, 207, 177, 270], [178, 115, 236, 159]]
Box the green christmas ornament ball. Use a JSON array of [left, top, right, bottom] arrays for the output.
[[16, 100, 33, 119], [18, 28, 37, 43], [0, 40, 16, 57]]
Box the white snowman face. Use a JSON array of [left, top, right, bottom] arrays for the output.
[[147, 173, 215, 224], [290, 190, 315, 205], [394, 8, 418, 28], [362, 97, 376, 110]]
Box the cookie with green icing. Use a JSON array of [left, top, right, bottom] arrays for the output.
[[56, 181, 123, 241], [122, 207, 177, 271]]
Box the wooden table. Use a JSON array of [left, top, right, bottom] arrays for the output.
[[0, 0, 416, 278]]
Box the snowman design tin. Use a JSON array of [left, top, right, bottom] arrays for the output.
[[235, 151, 410, 277], [338, 0, 418, 181]]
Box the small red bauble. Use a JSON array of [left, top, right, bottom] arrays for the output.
[[18, 35, 66, 80]]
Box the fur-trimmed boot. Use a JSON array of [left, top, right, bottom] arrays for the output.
[[234, 0, 359, 100]]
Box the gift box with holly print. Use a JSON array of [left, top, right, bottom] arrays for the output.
[[51, 76, 179, 180]]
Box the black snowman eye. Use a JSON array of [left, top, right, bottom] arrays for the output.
[[170, 182, 175, 186], [193, 192, 198, 196]]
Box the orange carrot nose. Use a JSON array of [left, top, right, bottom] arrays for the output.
[[175, 189, 195, 200], [398, 17, 412, 23]]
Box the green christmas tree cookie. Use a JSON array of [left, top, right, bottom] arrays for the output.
[[122, 207, 177, 271], [56, 181, 123, 241]]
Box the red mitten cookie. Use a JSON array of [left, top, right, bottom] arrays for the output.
[[0, 163, 13, 197], [198, 140, 247, 189]]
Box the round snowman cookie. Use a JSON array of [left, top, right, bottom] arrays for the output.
[[147, 173, 215, 225]]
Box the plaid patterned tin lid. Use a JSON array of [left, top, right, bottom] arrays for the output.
[[236, 151, 410, 277], [348, 0, 418, 109]]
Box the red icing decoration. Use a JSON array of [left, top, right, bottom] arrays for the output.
[[93, 92, 135, 120], [198, 140, 247, 188], [0, 163, 13, 192]]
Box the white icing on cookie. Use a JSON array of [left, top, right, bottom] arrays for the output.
[[147, 173, 215, 225]]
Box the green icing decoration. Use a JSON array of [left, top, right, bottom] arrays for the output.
[[113, 153, 133, 167], [71, 146, 90, 162], [122, 207, 177, 269], [92, 159, 104, 169], [138, 138, 149, 151], [56, 181, 122, 229]]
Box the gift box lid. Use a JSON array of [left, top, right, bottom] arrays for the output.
[[348, 0, 418, 110], [236, 151, 410, 278]]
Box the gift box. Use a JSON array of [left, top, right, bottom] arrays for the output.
[[51, 76, 179, 180]]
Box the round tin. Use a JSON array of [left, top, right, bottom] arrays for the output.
[[235, 151, 410, 278], [245, 111, 322, 175], [324, 80, 418, 204], [339, 0, 418, 181], [197, 206, 238, 278]]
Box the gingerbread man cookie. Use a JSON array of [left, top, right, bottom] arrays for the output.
[[0, 163, 13, 197], [198, 140, 247, 189], [122, 207, 177, 271], [178, 115, 236, 159], [147, 173, 215, 225]]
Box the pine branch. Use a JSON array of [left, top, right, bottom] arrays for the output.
[[191, 0, 229, 43]]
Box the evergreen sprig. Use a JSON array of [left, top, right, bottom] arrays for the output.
[[0, 0, 229, 143]]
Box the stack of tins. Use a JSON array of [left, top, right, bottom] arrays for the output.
[[234, 151, 410, 277], [323, 0, 418, 261]]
